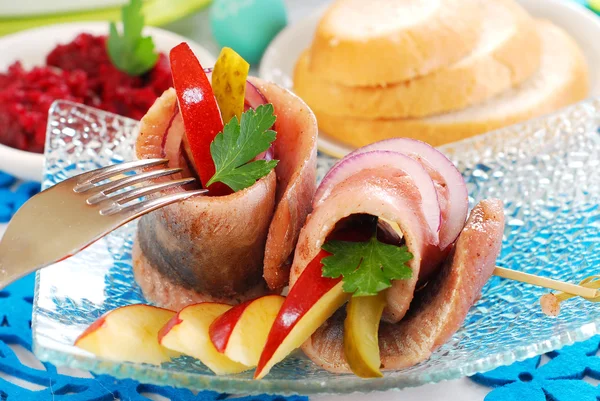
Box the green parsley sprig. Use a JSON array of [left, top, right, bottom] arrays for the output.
[[322, 225, 413, 297], [207, 104, 279, 191], [107, 0, 158, 76]]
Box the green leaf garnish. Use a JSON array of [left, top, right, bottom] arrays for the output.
[[107, 0, 158, 76], [322, 236, 413, 297], [207, 104, 279, 191]]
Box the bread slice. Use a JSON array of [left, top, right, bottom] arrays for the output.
[[308, 0, 483, 86], [317, 21, 589, 149], [295, 0, 541, 119]]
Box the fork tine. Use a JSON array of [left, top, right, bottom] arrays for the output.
[[86, 167, 183, 205], [74, 158, 168, 192], [116, 189, 209, 220], [99, 178, 197, 215]]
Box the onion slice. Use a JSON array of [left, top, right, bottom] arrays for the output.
[[161, 104, 185, 167], [349, 139, 468, 249], [315, 150, 441, 242], [244, 79, 268, 109]]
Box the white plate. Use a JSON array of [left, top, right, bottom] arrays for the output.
[[0, 22, 216, 182], [259, 0, 600, 158]]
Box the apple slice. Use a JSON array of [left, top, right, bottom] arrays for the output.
[[75, 304, 178, 365], [255, 250, 350, 379], [159, 303, 250, 375], [344, 293, 386, 378], [209, 295, 285, 367]]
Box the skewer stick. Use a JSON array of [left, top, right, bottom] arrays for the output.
[[494, 267, 599, 298]]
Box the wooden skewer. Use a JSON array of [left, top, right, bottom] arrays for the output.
[[494, 267, 600, 299]]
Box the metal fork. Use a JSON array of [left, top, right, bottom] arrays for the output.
[[0, 158, 207, 290]]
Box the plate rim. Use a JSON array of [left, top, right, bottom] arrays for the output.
[[31, 97, 600, 395]]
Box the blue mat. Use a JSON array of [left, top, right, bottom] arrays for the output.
[[471, 337, 600, 401]]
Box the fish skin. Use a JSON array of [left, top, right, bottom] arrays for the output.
[[252, 78, 319, 291], [380, 198, 505, 369]]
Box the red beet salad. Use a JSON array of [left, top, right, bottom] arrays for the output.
[[0, 33, 171, 154]]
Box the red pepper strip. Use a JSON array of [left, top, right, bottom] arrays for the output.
[[255, 227, 372, 378], [169, 43, 231, 196]]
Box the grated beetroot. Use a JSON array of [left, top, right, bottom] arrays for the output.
[[0, 33, 173, 153], [0, 62, 89, 153]]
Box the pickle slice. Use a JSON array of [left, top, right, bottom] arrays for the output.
[[211, 47, 250, 123], [344, 292, 386, 378]]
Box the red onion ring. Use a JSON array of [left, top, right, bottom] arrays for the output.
[[315, 150, 441, 240], [349, 139, 468, 249]]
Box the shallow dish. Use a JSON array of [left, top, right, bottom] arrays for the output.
[[259, 0, 600, 158], [31, 96, 600, 395], [0, 22, 215, 182]]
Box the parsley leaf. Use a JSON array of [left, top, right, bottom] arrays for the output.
[[107, 0, 158, 76], [322, 236, 413, 297], [207, 104, 279, 191]]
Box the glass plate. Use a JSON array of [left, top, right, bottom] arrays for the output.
[[33, 98, 600, 395]]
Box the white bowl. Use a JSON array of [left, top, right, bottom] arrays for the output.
[[0, 22, 216, 182], [259, 0, 600, 158]]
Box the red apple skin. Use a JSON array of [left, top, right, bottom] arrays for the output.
[[76, 315, 107, 342], [255, 228, 372, 378], [169, 43, 230, 195], [209, 299, 253, 352], [158, 313, 183, 344], [255, 249, 340, 376]]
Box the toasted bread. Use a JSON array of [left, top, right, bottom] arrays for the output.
[[295, 0, 541, 119], [317, 21, 589, 149]]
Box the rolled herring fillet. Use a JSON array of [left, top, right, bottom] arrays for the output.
[[133, 78, 317, 309], [299, 199, 504, 372]]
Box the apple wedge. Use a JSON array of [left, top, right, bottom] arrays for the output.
[[344, 293, 386, 378], [255, 250, 350, 379], [159, 303, 250, 375], [209, 295, 285, 367], [75, 304, 179, 365]]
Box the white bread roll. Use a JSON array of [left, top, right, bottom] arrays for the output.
[[317, 21, 589, 148], [295, 0, 541, 119], [308, 0, 482, 86]]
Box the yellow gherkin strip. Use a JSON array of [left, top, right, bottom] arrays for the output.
[[343, 292, 386, 378], [211, 47, 250, 123]]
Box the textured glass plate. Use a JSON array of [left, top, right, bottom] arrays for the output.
[[33, 99, 600, 395]]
